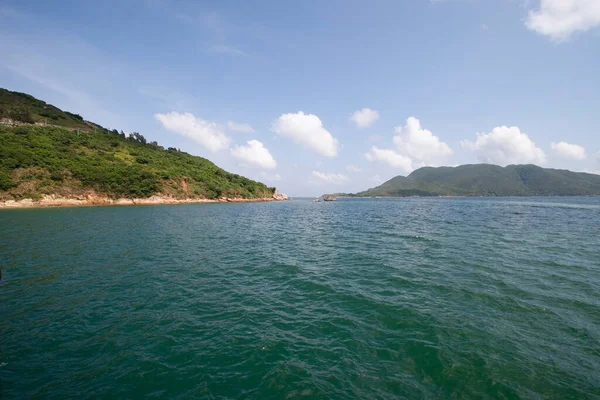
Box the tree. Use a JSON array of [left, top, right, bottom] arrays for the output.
[[128, 132, 147, 144]]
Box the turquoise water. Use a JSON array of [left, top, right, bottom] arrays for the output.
[[1, 198, 600, 399]]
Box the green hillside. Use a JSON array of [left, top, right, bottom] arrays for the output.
[[350, 164, 600, 197], [0, 89, 275, 201], [0, 88, 97, 130]]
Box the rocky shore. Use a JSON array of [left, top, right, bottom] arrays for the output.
[[0, 192, 289, 209]]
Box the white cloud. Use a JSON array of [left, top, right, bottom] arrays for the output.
[[393, 117, 453, 164], [350, 108, 380, 128], [526, 0, 600, 41], [551, 141, 587, 160], [346, 164, 362, 172], [272, 111, 340, 157], [227, 121, 255, 133], [364, 117, 451, 174], [155, 112, 231, 152], [311, 171, 349, 184], [230, 140, 277, 169], [365, 146, 413, 173], [371, 174, 383, 183], [461, 126, 546, 166]]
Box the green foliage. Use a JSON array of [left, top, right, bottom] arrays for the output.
[[0, 169, 16, 191], [0, 88, 92, 129], [128, 132, 147, 144], [0, 124, 274, 199], [0, 88, 275, 201], [65, 111, 84, 121], [9, 107, 35, 123], [354, 164, 600, 197]]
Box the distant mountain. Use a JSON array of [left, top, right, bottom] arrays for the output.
[[0, 88, 281, 203], [348, 164, 600, 197]]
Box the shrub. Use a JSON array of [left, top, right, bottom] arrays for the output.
[[0, 170, 16, 191], [9, 108, 34, 124], [0, 124, 272, 200], [65, 111, 84, 120]]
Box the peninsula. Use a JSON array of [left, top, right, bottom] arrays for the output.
[[0, 89, 288, 208]]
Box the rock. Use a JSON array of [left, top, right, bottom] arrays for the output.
[[272, 188, 289, 201]]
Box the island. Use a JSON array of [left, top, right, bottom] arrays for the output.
[[0, 88, 288, 208], [329, 164, 600, 198]]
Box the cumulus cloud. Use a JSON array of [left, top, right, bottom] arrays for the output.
[[461, 126, 546, 166], [230, 140, 277, 169], [371, 174, 382, 183], [526, 0, 600, 41], [365, 117, 452, 173], [393, 117, 452, 164], [272, 112, 340, 157], [551, 141, 587, 160], [365, 146, 413, 173], [350, 108, 380, 128], [311, 171, 349, 184], [154, 112, 230, 152], [227, 121, 255, 133], [346, 164, 362, 172], [364, 117, 451, 174]]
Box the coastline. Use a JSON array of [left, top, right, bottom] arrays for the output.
[[0, 194, 289, 209]]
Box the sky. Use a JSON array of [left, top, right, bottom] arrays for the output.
[[1, 0, 599, 196]]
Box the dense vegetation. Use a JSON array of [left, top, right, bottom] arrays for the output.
[[0, 89, 275, 201], [343, 164, 600, 197], [0, 88, 97, 130]]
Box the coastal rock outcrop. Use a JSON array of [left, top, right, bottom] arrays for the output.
[[272, 188, 289, 201], [0, 191, 291, 209]]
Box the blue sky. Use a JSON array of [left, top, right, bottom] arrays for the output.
[[1, 0, 599, 196]]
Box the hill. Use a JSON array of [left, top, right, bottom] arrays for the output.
[[0, 88, 101, 130], [348, 164, 600, 197], [0, 89, 282, 205]]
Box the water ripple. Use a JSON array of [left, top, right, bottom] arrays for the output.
[[1, 198, 600, 399]]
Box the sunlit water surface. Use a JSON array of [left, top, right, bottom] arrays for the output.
[[1, 197, 599, 399]]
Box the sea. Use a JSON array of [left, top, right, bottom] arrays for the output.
[[1, 197, 599, 399]]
